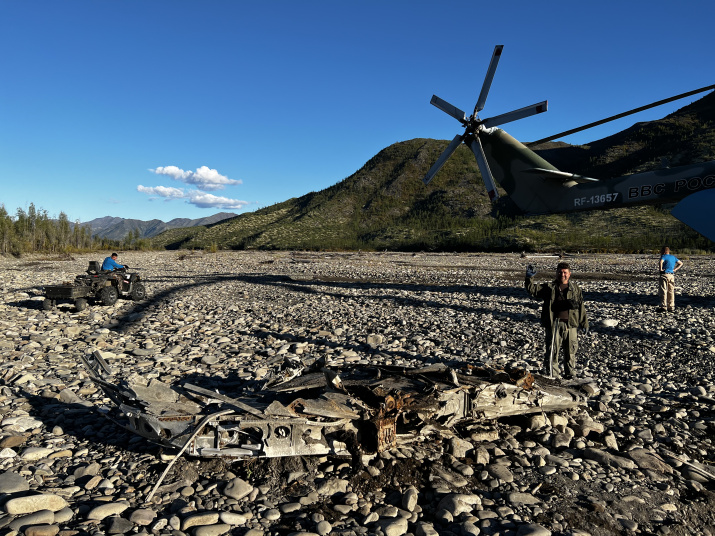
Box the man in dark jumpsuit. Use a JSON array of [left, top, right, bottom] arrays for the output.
[[525, 262, 588, 379]]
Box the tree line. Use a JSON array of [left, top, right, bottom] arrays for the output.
[[0, 203, 130, 255]]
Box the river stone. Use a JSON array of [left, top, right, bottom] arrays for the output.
[[182, 512, 220, 530], [449, 437, 474, 457], [279, 502, 301, 514], [262, 508, 280, 521], [194, 525, 231, 536], [529, 414, 549, 429], [431, 466, 468, 487], [85, 501, 130, 520], [375, 516, 409, 536], [1, 416, 43, 432], [129, 509, 157, 526], [316, 520, 332, 535], [486, 463, 514, 483], [73, 462, 101, 478], [516, 524, 552, 535], [58, 389, 87, 405], [0, 470, 30, 493], [54, 507, 73, 524], [458, 522, 480, 536], [582, 448, 636, 470], [219, 512, 248, 525], [222, 477, 253, 500], [9, 510, 55, 531], [20, 447, 55, 461], [627, 448, 673, 474], [4, 495, 69, 514], [509, 492, 542, 505], [316, 478, 349, 496], [24, 525, 60, 536], [107, 516, 135, 534], [437, 494, 481, 516], [416, 522, 440, 536], [402, 487, 419, 512], [48, 450, 72, 459], [0, 448, 17, 458], [0, 435, 27, 448]]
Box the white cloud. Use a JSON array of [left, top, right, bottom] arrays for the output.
[[140, 164, 247, 210], [150, 165, 241, 190], [187, 191, 249, 210], [137, 185, 248, 210], [137, 185, 186, 199]]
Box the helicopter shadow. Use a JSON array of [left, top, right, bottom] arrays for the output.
[[111, 271, 539, 332], [8, 269, 711, 355]]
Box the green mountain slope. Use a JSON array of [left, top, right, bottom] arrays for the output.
[[151, 93, 715, 252]]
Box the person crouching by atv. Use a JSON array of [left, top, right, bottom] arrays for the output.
[[102, 253, 126, 271], [525, 262, 588, 379]]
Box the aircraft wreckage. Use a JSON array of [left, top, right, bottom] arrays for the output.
[[80, 352, 588, 459]]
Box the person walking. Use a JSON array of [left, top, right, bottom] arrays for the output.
[[658, 246, 683, 312], [525, 262, 589, 379]]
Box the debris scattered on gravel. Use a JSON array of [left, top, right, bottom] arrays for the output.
[[1, 250, 714, 536]]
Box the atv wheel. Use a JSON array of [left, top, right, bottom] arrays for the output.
[[75, 298, 88, 312], [131, 282, 146, 301], [98, 286, 119, 306], [42, 299, 54, 311]]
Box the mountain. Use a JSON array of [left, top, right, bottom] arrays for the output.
[[150, 93, 715, 252], [84, 212, 237, 240]]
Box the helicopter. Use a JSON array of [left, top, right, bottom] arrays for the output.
[[423, 45, 715, 242]]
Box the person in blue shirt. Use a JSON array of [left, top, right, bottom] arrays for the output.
[[658, 246, 683, 312], [102, 253, 125, 271]]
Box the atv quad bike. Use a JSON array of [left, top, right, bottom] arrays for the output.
[[43, 261, 146, 311]]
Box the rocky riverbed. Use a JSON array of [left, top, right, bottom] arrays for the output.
[[1, 250, 714, 536]]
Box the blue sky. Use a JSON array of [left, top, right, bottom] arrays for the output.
[[1, 1, 713, 223]]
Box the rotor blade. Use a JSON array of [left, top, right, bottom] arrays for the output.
[[423, 134, 464, 185], [431, 95, 467, 123], [468, 135, 500, 201], [475, 44, 503, 114], [482, 101, 548, 128], [528, 84, 715, 146]]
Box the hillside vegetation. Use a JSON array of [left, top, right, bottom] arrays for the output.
[[150, 93, 715, 253]]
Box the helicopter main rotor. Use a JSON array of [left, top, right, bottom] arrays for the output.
[[423, 45, 547, 200]]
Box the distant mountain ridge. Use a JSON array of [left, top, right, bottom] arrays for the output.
[[83, 212, 237, 240]]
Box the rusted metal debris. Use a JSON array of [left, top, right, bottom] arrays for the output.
[[80, 352, 586, 459]]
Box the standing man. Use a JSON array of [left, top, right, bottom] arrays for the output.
[[525, 262, 589, 379], [659, 246, 683, 313]]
